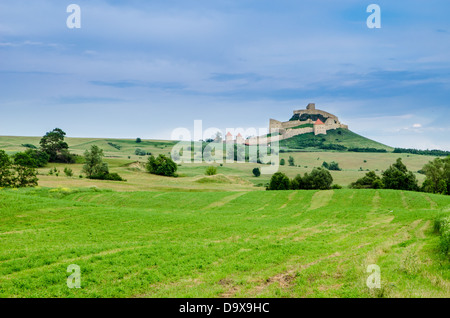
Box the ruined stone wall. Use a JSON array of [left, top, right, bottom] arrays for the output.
[[282, 127, 314, 139], [269, 119, 283, 129], [293, 109, 340, 122]]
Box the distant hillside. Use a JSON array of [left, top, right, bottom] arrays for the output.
[[279, 128, 393, 152], [0, 130, 393, 157], [0, 135, 178, 159]]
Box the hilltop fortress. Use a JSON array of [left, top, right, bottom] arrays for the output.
[[246, 103, 348, 145]]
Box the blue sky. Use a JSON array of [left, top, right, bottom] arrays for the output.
[[0, 0, 449, 150]]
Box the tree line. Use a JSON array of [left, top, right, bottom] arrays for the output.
[[267, 167, 336, 191], [350, 157, 449, 195], [394, 148, 450, 157], [0, 128, 76, 188], [266, 156, 450, 196]]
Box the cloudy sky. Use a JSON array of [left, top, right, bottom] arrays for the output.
[[0, 0, 449, 150]]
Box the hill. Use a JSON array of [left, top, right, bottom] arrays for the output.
[[279, 128, 394, 152], [0, 187, 449, 297], [0, 135, 178, 159]]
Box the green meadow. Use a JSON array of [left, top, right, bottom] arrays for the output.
[[0, 188, 449, 297], [0, 135, 449, 298]]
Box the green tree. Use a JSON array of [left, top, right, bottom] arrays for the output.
[[82, 145, 108, 178], [268, 172, 290, 190], [382, 158, 419, 191], [0, 150, 38, 188], [252, 167, 261, 177], [290, 174, 304, 190], [422, 156, 450, 194], [303, 167, 333, 190], [350, 171, 384, 189], [288, 156, 295, 166], [146, 154, 177, 177], [0, 150, 13, 187], [39, 128, 73, 163], [14, 165, 38, 188], [24, 149, 49, 167], [12, 151, 37, 168], [136, 138, 142, 143], [280, 158, 285, 166]]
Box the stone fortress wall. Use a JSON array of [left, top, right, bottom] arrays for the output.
[[246, 103, 348, 145]]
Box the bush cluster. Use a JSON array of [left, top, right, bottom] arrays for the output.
[[350, 158, 418, 190], [434, 217, 450, 257], [322, 161, 341, 171], [267, 167, 333, 191], [146, 154, 177, 177], [0, 150, 38, 188], [82, 145, 125, 182]]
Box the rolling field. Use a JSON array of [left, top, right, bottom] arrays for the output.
[[0, 188, 449, 298], [32, 150, 432, 191], [1, 135, 448, 298], [0, 135, 435, 191]]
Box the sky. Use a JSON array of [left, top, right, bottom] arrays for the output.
[[0, 0, 449, 150]]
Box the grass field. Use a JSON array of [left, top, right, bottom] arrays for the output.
[[31, 150, 433, 191], [1, 135, 449, 298], [0, 135, 435, 191], [0, 188, 449, 297]]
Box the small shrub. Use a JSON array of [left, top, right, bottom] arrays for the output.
[[322, 161, 341, 171], [280, 159, 285, 166], [288, 156, 295, 166], [21, 144, 37, 149], [108, 142, 121, 150], [89, 172, 125, 181], [252, 167, 261, 177], [205, 166, 217, 176], [135, 148, 147, 156], [434, 217, 450, 257], [63, 167, 73, 177]]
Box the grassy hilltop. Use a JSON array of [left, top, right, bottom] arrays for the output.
[[0, 135, 177, 159], [280, 128, 393, 152]]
